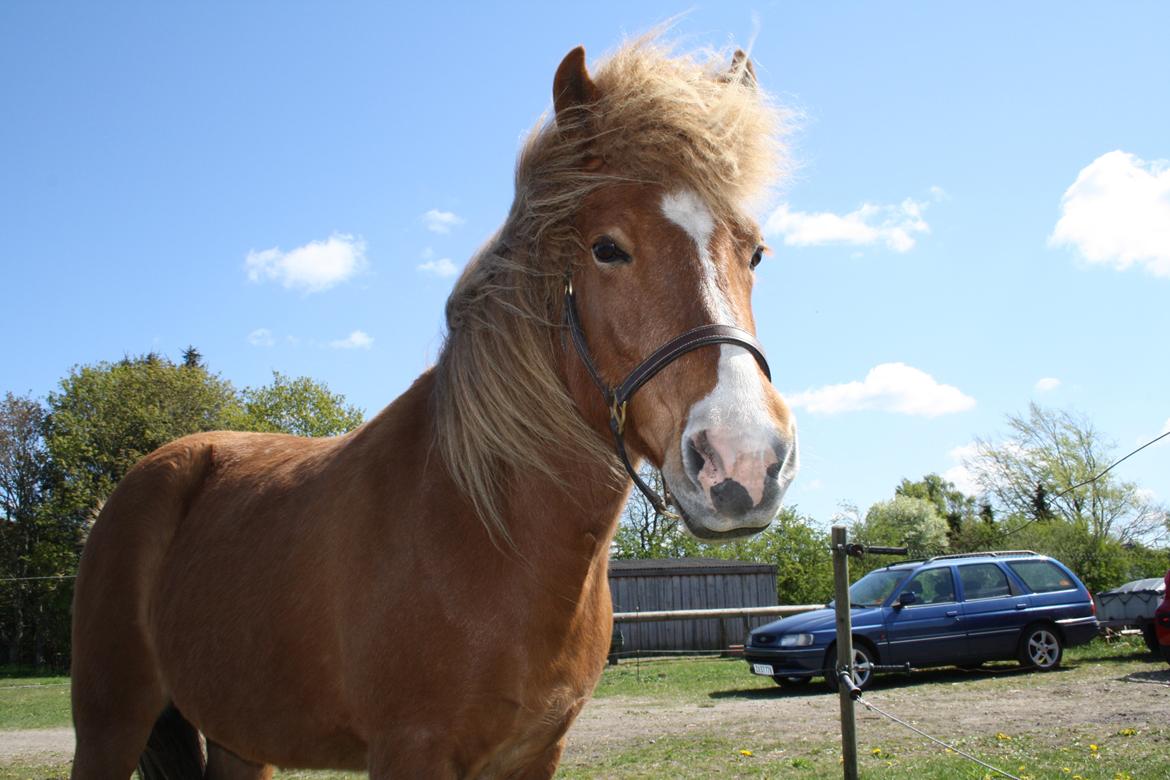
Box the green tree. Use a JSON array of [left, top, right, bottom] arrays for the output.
[[611, 468, 697, 559], [181, 345, 204, 369], [0, 393, 79, 667], [1, 393, 48, 663], [611, 470, 832, 604], [693, 508, 834, 605], [895, 473, 979, 538], [968, 403, 1165, 544], [45, 354, 240, 525], [854, 495, 949, 559], [962, 403, 1168, 591], [230, 371, 364, 438]]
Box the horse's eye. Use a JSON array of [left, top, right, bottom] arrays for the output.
[[592, 238, 629, 264], [750, 245, 765, 270]]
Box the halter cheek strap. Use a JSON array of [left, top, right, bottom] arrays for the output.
[[563, 279, 772, 517]]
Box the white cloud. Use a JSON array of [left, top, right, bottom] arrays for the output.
[[329, 330, 373, 350], [1049, 150, 1170, 277], [247, 328, 276, 347], [417, 257, 459, 277], [765, 197, 930, 252], [245, 233, 367, 293], [422, 209, 464, 234], [1034, 377, 1061, 393], [787, 362, 975, 417]]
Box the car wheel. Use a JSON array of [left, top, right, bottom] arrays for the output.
[[772, 674, 812, 688], [824, 642, 876, 692], [1018, 624, 1063, 670]]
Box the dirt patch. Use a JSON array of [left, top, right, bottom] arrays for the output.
[[0, 728, 73, 761], [562, 663, 1170, 762]]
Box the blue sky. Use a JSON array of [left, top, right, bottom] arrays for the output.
[[3, 2, 1168, 528]]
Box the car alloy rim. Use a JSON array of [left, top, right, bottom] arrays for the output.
[[851, 648, 872, 685], [1028, 630, 1058, 666]]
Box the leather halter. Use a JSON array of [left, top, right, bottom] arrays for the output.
[[563, 278, 772, 517]]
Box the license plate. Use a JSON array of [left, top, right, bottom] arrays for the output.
[[752, 663, 773, 675]]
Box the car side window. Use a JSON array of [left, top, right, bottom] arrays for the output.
[[1007, 560, 1076, 593], [903, 568, 956, 605], [959, 563, 1012, 600]]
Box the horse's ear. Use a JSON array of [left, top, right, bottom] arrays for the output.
[[553, 46, 599, 126], [729, 49, 757, 88]]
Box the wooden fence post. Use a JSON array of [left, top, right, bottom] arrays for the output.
[[832, 524, 858, 780]]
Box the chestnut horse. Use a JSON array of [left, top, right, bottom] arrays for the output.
[[71, 41, 798, 779]]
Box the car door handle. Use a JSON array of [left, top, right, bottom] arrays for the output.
[[1015, 604, 1027, 610], [945, 610, 959, 618]]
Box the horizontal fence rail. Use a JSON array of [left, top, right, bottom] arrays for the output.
[[612, 604, 822, 623]]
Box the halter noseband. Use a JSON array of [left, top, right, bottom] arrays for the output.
[[563, 278, 772, 518]]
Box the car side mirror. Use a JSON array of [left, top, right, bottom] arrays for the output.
[[895, 591, 918, 608]]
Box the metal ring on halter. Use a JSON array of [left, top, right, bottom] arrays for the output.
[[562, 279, 771, 518]]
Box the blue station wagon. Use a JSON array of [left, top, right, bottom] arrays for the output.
[[744, 551, 1098, 691]]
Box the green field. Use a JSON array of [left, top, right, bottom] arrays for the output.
[[3, 637, 1167, 779]]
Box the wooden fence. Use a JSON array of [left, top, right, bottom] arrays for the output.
[[608, 558, 810, 653]]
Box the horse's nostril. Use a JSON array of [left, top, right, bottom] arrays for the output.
[[684, 432, 709, 481], [766, 461, 781, 479], [710, 479, 753, 516]]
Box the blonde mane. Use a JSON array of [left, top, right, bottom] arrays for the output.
[[432, 38, 790, 543]]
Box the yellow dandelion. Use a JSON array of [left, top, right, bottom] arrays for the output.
[[1117, 728, 1136, 737], [995, 732, 1012, 741], [739, 749, 753, 757], [872, 748, 882, 756], [1090, 744, 1099, 752]]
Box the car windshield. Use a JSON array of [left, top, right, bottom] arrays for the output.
[[836, 569, 910, 607]]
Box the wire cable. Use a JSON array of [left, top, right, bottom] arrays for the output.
[[1001, 428, 1169, 538], [0, 574, 77, 584], [855, 694, 1022, 780]]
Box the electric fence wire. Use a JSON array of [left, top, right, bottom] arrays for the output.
[[0, 574, 77, 584], [855, 693, 1023, 780], [1002, 428, 1170, 538]]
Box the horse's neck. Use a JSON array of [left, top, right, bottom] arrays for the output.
[[358, 368, 630, 596], [505, 448, 631, 565]]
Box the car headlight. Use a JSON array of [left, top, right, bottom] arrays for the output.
[[778, 633, 814, 648]]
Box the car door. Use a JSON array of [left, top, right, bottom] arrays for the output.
[[882, 566, 967, 666], [958, 562, 1031, 660]]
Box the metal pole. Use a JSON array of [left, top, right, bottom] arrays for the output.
[[832, 524, 858, 780]]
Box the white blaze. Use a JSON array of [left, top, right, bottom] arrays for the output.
[[660, 190, 781, 506], [660, 190, 732, 324]]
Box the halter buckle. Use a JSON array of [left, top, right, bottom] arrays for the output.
[[610, 398, 628, 435]]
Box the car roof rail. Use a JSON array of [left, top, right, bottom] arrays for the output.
[[880, 559, 926, 570], [926, 550, 1040, 562]]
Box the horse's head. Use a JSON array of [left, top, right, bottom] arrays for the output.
[[553, 46, 798, 540]]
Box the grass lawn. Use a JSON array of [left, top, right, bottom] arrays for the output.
[[2, 636, 1167, 779], [0, 678, 70, 731]]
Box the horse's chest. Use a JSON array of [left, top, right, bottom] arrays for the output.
[[480, 688, 588, 776]]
